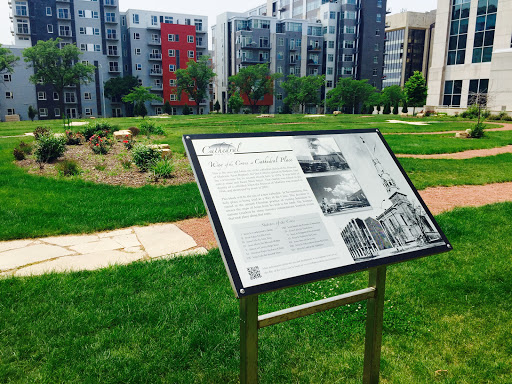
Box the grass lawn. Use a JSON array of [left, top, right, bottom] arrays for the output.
[[1, 203, 511, 383], [0, 114, 510, 240]]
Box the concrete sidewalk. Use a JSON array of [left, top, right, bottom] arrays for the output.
[[0, 223, 208, 278]]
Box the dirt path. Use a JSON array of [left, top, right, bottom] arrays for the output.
[[396, 145, 512, 159], [176, 182, 512, 249]]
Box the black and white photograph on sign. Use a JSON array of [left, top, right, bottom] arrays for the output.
[[307, 174, 371, 215], [330, 133, 445, 263], [290, 137, 350, 173]]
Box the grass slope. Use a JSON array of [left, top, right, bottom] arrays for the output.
[[0, 203, 511, 383]]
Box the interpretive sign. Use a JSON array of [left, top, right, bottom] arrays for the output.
[[184, 129, 451, 297]]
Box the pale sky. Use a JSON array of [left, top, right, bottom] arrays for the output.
[[0, 0, 437, 48]]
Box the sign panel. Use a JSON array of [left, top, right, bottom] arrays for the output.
[[184, 129, 451, 297]]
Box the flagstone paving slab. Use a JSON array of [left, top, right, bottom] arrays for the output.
[[14, 250, 145, 276], [69, 238, 124, 254], [0, 239, 36, 253], [112, 234, 141, 248], [0, 244, 76, 271], [98, 228, 134, 238], [133, 224, 197, 258], [44, 234, 100, 247]]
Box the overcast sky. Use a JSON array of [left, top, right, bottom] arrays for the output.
[[0, 0, 437, 47]]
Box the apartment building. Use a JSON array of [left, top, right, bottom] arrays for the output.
[[426, 0, 512, 112], [383, 11, 436, 88], [4, 1, 208, 120]]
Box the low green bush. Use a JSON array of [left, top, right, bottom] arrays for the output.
[[13, 147, 26, 161], [469, 122, 485, 138], [131, 144, 161, 171], [56, 160, 81, 176], [88, 135, 113, 155], [33, 126, 51, 140], [35, 133, 66, 163], [151, 158, 174, 179], [83, 121, 117, 140], [65, 130, 84, 145], [460, 104, 490, 120], [18, 141, 33, 155], [139, 120, 164, 137]]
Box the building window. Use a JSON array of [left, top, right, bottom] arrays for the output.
[[447, 0, 471, 65], [65, 92, 76, 103], [135, 63, 142, 71], [373, 56, 378, 64], [169, 79, 176, 86], [7, 108, 15, 115], [132, 14, 139, 24], [94, 44, 101, 52], [376, 29, 380, 36], [187, 35, 194, 43], [330, 11, 336, 19], [443, 80, 463, 106], [46, 7, 52, 16], [151, 15, 158, 26], [134, 48, 141, 55], [15, 1, 28, 16], [278, 37, 284, 46], [468, 78, 489, 104], [344, 26, 355, 34], [105, 12, 116, 23], [163, 16, 173, 24], [4, 74, 12, 82], [39, 108, 48, 117], [54, 108, 61, 117], [84, 92, 92, 100], [59, 25, 71, 37], [276, 93, 283, 101], [170, 94, 177, 101], [84, 108, 93, 116], [133, 33, 140, 40], [343, 54, 353, 62], [472, 0, 498, 63], [327, 67, 333, 75], [373, 68, 378, 76], [5, 92, 13, 99], [57, 8, 69, 19], [343, 67, 353, 75], [329, 26, 335, 34], [327, 80, 333, 87], [168, 49, 175, 57], [188, 50, 194, 58], [344, 41, 354, 49], [328, 41, 334, 49], [47, 24, 53, 33], [17, 19, 30, 34], [169, 64, 176, 72], [328, 54, 334, 62], [53, 92, 59, 100], [38, 91, 47, 101], [376, 13, 382, 22], [374, 43, 379, 51]]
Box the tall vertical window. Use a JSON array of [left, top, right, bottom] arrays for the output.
[[443, 80, 463, 106], [468, 79, 489, 104], [473, 0, 498, 63], [447, 0, 470, 65]]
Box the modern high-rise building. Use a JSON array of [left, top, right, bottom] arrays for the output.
[[2, 1, 209, 120], [212, 0, 388, 113], [382, 11, 436, 88], [426, 0, 512, 112]]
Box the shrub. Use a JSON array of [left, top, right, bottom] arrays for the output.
[[89, 135, 113, 155], [18, 141, 33, 155], [182, 104, 191, 115], [392, 101, 399, 115], [131, 144, 161, 171], [128, 126, 140, 136], [122, 135, 135, 150], [33, 126, 51, 140], [65, 130, 84, 145], [56, 160, 81, 176], [469, 122, 485, 138], [13, 148, 26, 161], [487, 114, 501, 121], [383, 102, 391, 115], [402, 101, 408, 114], [35, 133, 66, 163], [28, 105, 37, 121], [151, 158, 174, 179], [121, 160, 132, 170], [460, 104, 490, 120], [134, 101, 148, 118], [139, 120, 164, 136], [83, 121, 116, 140]]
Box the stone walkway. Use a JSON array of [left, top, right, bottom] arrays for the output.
[[0, 224, 207, 278]]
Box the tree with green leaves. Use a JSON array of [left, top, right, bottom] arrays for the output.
[[133, 101, 148, 119], [281, 74, 325, 114], [380, 85, 404, 108], [227, 93, 244, 114], [404, 71, 428, 115], [326, 78, 376, 114], [383, 102, 391, 115], [163, 101, 173, 115], [0, 44, 19, 75], [214, 100, 221, 113], [23, 39, 95, 119], [28, 105, 37, 121], [104, 75, 139, 117], [182, 104, 191, 115], [175, 55, 215, 115], [228, 64, 281, 114], [122, 86, 162, 119]]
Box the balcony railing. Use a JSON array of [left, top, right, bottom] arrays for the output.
[[57, 14, 71, 20], [241, 57, 268, 64], [109, 67, 121, 73], [106, 33, 118, 40], [105, 16, 117, 23], [307, 59, 320, 65], [149, 53, 162, 60], [148, 38, 161, 45], [107, 50, 119, 56], [151, 85, 163, 91], [104, 0, 116, 6], [150, 69, 163, 76], [241, 42, 271, 50], [307, 45, 321, 51], [59, 31, 73, 37]]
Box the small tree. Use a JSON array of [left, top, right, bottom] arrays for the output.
[[182, 104, 191, 115], [383, 102, 391, 115], [404, 71, 428, 115], [282, 74, 325, 114], [163, 101, 173, 115], [28, 105, 37, 121], [23, 39, 95, 120], [393, 101, 399, 114], [227, 93, 244, 114], [122, 86, 162, 119], [104, 75, 139, 117], [175, 55, 216, 115], [214, 100, 221, 113], [326, 78, 377, 114], [402, 100, 408, 114], [228, 64, 281, 113]]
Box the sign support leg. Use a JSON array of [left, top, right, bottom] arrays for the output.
[[240, 295, 259, 384], [363, 266, 387, 384]]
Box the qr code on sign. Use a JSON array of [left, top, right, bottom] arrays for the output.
[[247, 266, 262, 280]]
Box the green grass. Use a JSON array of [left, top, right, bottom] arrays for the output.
[[0, 115, 509, 240], [399, 153, 512, 189], [1, 203, 511, 383], [385, 130, 512, 154]]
